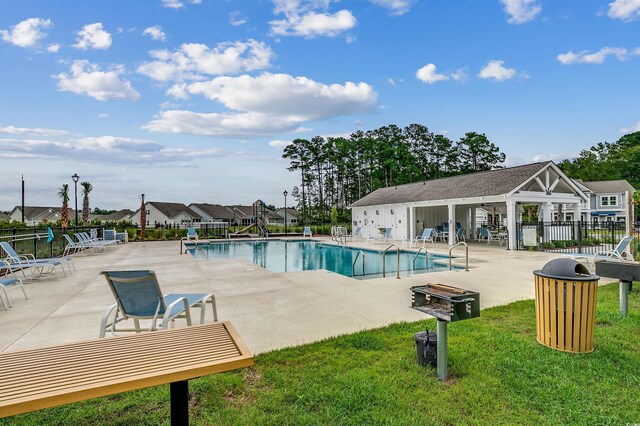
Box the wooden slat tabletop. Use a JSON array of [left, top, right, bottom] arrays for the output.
[[0, 322, 254, 418]]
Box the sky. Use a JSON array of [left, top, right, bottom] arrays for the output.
[[1, 0, 639, 212]]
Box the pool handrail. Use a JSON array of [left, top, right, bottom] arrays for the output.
[[352, 250, 365, 277], [382, 243, 401, 279], [413, 247, 429, 271], [448, 241, 469, 271]]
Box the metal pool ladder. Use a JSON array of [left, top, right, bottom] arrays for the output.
[[448, 241, 469, 271], [382, 243, 401, 279], [413, 247, 429, 271], [352, 250, 365, 277]]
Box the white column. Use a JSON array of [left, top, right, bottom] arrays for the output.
[[409, 206, 415, 240], [542, 201, 553, 222], [448, 203, 456, 246], [573, 203, 582, 221], [506, 200, 517, 250], [470, 206, 476, 240]]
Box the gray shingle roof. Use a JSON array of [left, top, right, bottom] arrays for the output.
[[11, 206, 75, 220], [92, 209, 133, 222], [578, 180, 636, 194], [190, 203, 236, 220], [148, 202, 202, 219], [350, 162, 550, 207]]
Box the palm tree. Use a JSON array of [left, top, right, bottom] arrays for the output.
[[139, 194, 146, 241], [81, 182, 93, 224], [58, 184, 70, 230]]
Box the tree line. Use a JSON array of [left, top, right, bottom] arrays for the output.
[[283, 123, 506, 223]]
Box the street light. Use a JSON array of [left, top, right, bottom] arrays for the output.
[[283, 190, 288, 236], [71, 173, 79, 228]]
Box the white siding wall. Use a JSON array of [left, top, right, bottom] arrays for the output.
[[352, 205, 408, 241]]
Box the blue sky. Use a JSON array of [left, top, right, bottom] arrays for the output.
[[1, 0, 639, 211]]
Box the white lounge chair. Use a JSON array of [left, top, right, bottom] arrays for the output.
[[563, 235, 635, 270], [0, 260, 27, 309], [303, 227, 313, 237], [369, 227, 393, 244]]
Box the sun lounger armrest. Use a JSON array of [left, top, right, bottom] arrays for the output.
[[99, 303, 118, 338], [162, 297, 192, 329]]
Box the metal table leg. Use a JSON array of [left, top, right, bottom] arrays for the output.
[[437, 320, 448, 381], [620, 280, 630, 317], [170, 380, 189, 426]]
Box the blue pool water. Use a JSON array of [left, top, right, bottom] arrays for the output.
[[188, 240, 456, 279]]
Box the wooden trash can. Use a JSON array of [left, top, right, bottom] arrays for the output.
[[533, 259, 599, 353]]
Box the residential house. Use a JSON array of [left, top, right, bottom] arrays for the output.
[[130, 202, 201, 227], [90, 209, 133, 223], [8, 206, 75, 226], [271, 208, 299, 226], [553, 179, 635, 222], [188, 203, 237, 224], [0, 212, 9, 221]]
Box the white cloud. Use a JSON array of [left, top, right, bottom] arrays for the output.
[[46, 43, 60, 52], [95, 113, 110, 119], [620, 121, 640, 133], [137, 39, 274, 82], [161, 0, 202, 8], [269, 140, 293, 149], [229, 11, 248, 26], [500, 0, 542, 24], [143, 25, 167, 41], [368, 0, 415, 16], [478, 60, 523, 81], [608, 0, 640, 21], [451, 68, 469, 82], [270, 0, 356, 38], [415, 64, 449, 84], [0, 125, 69, 137], [146, 72, 378, 137], [54, 60, 141, 101], [73, 23, 112, 50], [0, 17, 52, 48], [557, 47, 630, 64]]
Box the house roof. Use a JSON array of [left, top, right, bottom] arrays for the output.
[[576, 180, 636, 194], [93, 209, 133, 222], [190, 203, 236, 220], [11, 206, 75, 220], [276, 208, 299, 218], [147, 202, 202, 219], [350, 162, 551, 207], [0, 212, 9, 220]]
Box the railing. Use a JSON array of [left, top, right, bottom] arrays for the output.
[[0, 226, 104, 259], [448, 241, 469, 271], [413, 247, 429, 271], [352, 250, 365, 277], [382, 243, 401, 279]]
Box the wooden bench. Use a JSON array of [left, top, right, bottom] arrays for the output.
[[0, 322, 253, 425]]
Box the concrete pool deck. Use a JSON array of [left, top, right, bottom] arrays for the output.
[[1, 238, 571, 354]]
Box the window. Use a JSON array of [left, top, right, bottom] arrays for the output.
[[145, 209, 150, 215], [600, 195, 618, 206]]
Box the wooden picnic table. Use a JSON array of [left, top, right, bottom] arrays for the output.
[[0, 322, 253, 425]]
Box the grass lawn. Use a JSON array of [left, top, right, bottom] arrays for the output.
[[2, 282, 639, 425]]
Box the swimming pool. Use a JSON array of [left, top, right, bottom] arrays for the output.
[[188, 240, 457, 279]]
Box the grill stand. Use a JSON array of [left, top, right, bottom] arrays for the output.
[[437, 320, 448, 381], [620, 280, 630, 317]]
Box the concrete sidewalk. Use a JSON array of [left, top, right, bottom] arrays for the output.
[[1, 239, 563, 354]]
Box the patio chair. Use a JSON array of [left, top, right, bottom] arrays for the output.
[[563, 235, 635, 270], [455, 227, 466, 243], [436, 224, 450, 242], [369, 227, 393, 244], [414, 228, 436, 246], [303, 227, 313, 237], [99, 270, 218, 338], [63, 234, 85, 256], [0, 241, 71, 277], [347, 227, 362, 241], [477, 228, 500, 245], [0, 260, 27, 309], [187, 227, 198, 241]]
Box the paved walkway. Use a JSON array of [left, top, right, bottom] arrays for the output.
[[1, 239, 567, 354]]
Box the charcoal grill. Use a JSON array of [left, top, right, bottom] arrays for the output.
[[410, 283, 480, 380], [595, 260, 640, 317]]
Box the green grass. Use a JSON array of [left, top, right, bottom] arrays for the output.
[[3, 283, 639, 425]]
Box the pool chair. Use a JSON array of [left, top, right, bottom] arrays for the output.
[[99, 270, 218, 338], [563, 235, 635, 271], [347, 227, 362, 241], [455, 227, 466, 243], [303, 227, 313, 237], [403, 228, 435, 247], [0, 261, 27, 309], [369, 227, 393, 244], [477, 228, 500, 245], [77, 232, 119, 250], [187, 227, 198, 241], [0, 241, 71, 278], [63, 234, 85, 255]]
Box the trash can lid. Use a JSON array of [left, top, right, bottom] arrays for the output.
[[533, 258, 599, 281]]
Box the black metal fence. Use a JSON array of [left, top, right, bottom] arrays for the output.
[[0, 226, 105, 259], [515, 221, 640, 255]]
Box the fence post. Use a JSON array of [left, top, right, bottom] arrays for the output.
[[11, 228, 16, 250], [577, 221, 582, 254], [33, 226, 38, 259], [611, 221, 615, 252]]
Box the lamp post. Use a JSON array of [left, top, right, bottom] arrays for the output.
[[71, 173, 79, 229], [283, 190, 288, 236]]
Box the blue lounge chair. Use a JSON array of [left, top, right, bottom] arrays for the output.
[[187, 227, 198, 240], [477, 228, 500, 245], [347, 227, 362, 241], [0, 241, 69, 279], [303, 227, 313, 237], [369, 227, 393, 244], [455, 227, 466, 243], [0, 260, 27, 309], [99, 270, 218, 338], [409, 228, 436, 247], [563, 235, 635, 270]]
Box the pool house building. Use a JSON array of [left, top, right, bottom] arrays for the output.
[[349, 161, 595, 250]]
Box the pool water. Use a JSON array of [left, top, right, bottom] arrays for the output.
[[188, 240, 456, 279]]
